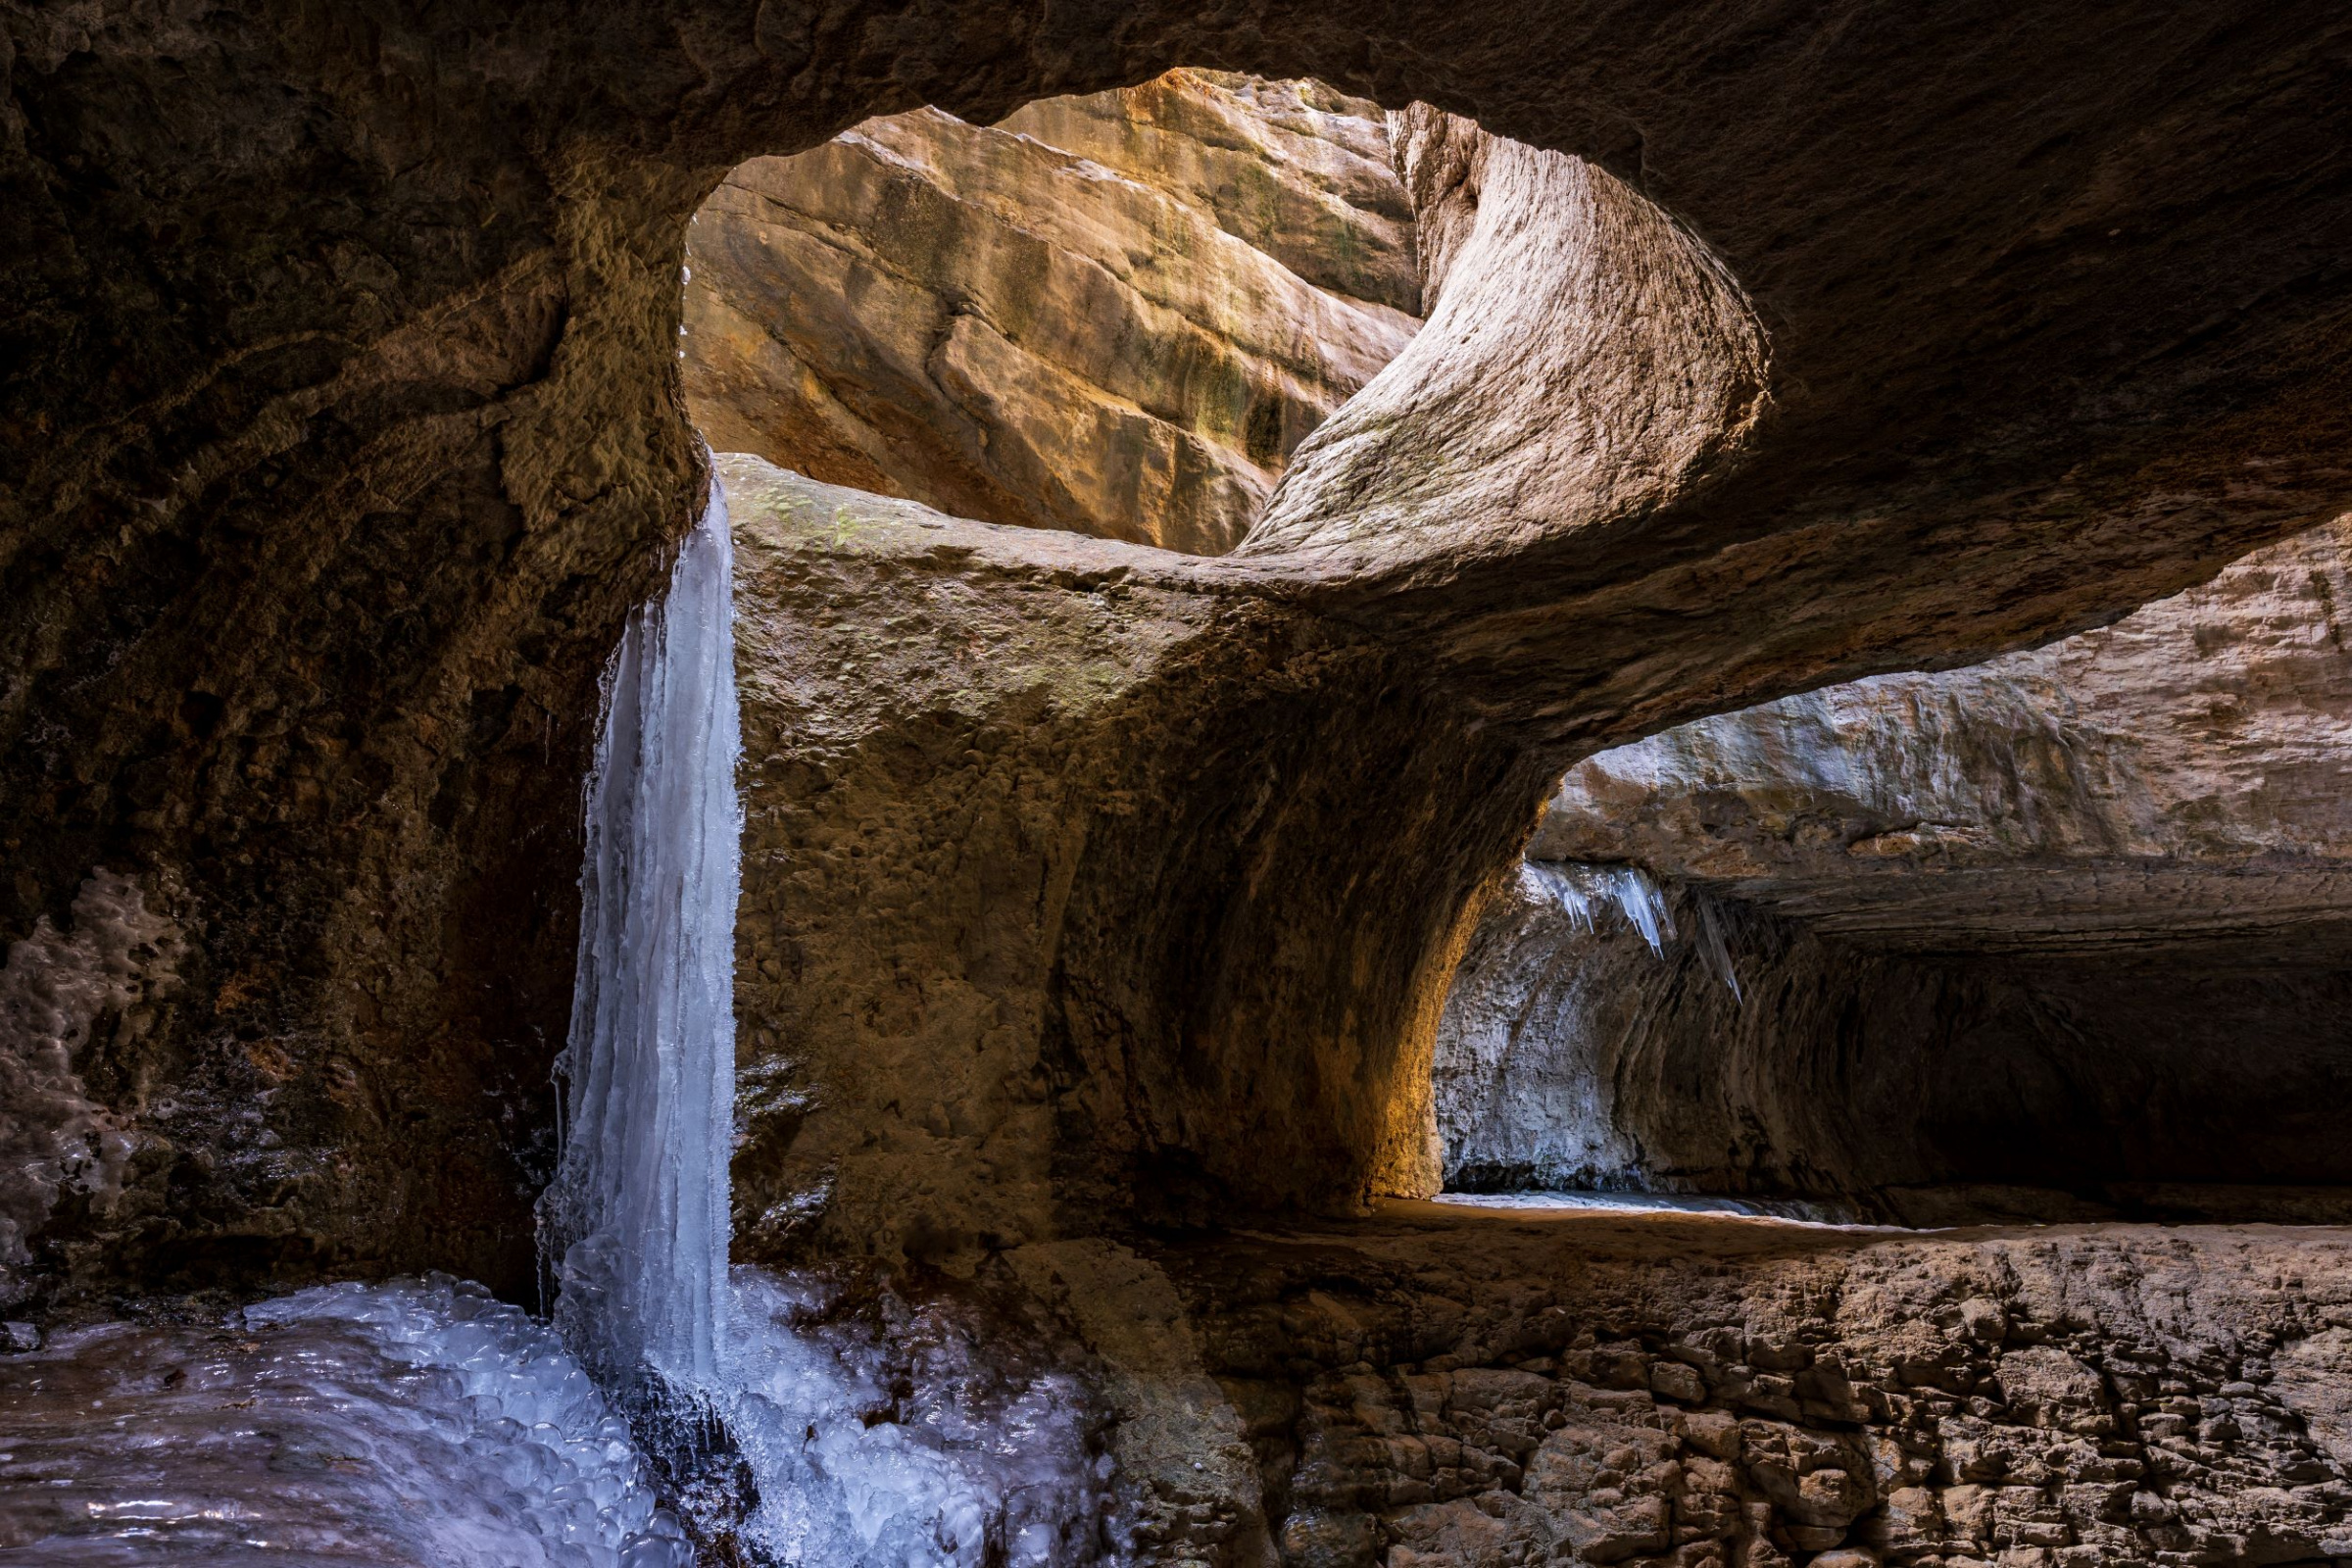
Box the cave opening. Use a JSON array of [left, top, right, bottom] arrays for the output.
[[14, 11, 2352, 1567], [1430, 513, 2352, 1229], [677, 68, 1427, 559]]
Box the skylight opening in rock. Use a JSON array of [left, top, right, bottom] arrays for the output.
[[679, 69, 1423, 558]]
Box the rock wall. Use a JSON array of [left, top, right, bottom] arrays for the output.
[[683, 71, 1418, 555], [1123, 1211, 2352, 1568], [1535, 515, 2352, 947], [1435, 518, 2352, 1221], [722, 453, 1524, 1262]]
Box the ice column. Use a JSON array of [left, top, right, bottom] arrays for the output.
[[539, 479, 741, 1396]]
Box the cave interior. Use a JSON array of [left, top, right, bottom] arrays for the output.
[[9, 6, 2352, 1566]]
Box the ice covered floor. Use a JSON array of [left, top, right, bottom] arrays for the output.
[[0, 1277, 692, 1567]]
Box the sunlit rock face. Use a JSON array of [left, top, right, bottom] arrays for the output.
[[1438, 517, 2352, 1221], [684, 71, 1419, 555], [719, 452, 1497, 1262]]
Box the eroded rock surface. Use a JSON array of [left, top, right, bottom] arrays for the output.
[[1123, 1211, 2352, 1568], [684, 71, 1418, 554], [9, 0, 2352, 1308], [1535, 515, 2352, 953], [1435, 518, 2352, 1221], [722, 452, 1508, 1261]]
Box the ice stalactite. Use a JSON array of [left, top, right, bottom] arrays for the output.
[[1521, 860, 1675, 956], [538, 473, 1111, 1566], [1522, 859, 1740, 993], [539, 480, 742, 1400]]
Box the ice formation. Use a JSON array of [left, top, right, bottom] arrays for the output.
[[1521, 859, 1676, 956], [0, 867, 181, 1303], [719, 1271, 1111, 1565], [0, 1275, 692, 1566], [539, 476, 742, 1397], [538, 474, 1112, 1565], [1521, 859, 1740, 994], [1431, 1189, 1854, 1223]]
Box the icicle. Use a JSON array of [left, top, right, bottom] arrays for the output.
[[538, 477, 741, 1396], [1523, 861, 1676, 958], [1693, 898, 1743, 1001]]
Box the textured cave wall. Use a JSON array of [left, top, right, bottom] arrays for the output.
[[684, 70, 1418, 554], [1436, 518, 2352, 1221], [723, 455, 1533, 1266], [8, 0, 2352, 1301], [1121, 1212, 2352, 1567], [1435, 873, 2352, 1220]]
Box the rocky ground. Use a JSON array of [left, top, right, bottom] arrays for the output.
[[1057, 1207, 2352, 1567]]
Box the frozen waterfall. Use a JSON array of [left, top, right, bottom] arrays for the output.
[[536, 475, 1110, 1566], [539, 478, 742, 1399]]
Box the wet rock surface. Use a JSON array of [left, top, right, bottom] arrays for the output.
[[685, 70, 1417, 554]]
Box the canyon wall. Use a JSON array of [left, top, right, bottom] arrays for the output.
[[685, 70, 1419, 554]]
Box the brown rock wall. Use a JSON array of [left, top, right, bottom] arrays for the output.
[[723, 454, 1517, 1261], [1423, 517, 2352, 1220], [683, 73, 1418, 554], [1131, 1212, 2352, 1568]]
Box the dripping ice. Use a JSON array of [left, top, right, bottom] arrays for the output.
[[537, 473, 1111, 1566], [1522, 860, 1740, 997], [1520, 861, 1675, 956]]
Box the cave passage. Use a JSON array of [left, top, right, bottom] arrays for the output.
[[13, 13, 2352, 1568], [1432, 513, 2352, 1228]]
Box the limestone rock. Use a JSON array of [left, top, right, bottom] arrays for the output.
[[1432, 516, 2352, 1218], [9, 0, 2352, 1301], [1134, 1214, 2352, 1568], [1535, 515, 2352, 955], [684, 71, 1418, 555]]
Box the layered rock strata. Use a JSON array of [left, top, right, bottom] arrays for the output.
[[683, 71, 1419, 554]]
